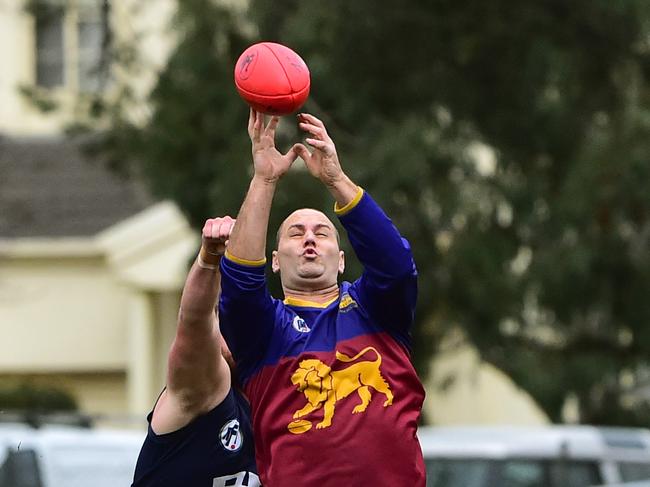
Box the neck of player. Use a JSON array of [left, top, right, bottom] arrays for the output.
[[283, 284, 339, 304]]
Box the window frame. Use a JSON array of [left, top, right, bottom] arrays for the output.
[[425, 457, 604, 487], [32, 0, 107, 94]]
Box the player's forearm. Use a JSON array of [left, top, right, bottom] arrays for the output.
[[227, 175, 276, 262], [178, 258, 221, 329], [168, 255, 226, 397], [325, 172, 359, 208]]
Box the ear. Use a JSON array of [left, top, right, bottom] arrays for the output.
[[338, 250, 345, 275], [272, 250, 280, 274]]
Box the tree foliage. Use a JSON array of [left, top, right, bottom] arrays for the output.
[[0, 382, 77, 412], [90, 0, 650, 424]]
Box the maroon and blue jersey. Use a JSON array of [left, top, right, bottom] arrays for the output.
[[132, 388, 260, 487], [219, 189, 426, 486]]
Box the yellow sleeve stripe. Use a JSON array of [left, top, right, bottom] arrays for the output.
[[224, 250, 267, 266], [334, 187, 364, 216]]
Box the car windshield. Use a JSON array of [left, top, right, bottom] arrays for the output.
[[425, 458, 602, 487]]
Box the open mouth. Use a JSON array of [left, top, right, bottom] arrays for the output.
[[302, 249, 318, 258]]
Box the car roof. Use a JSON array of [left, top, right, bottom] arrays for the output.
[[0, 423, 37, 447], [2, 426, 146, 487], [0, 423, 38, 463], [418, 425, 650, 460], [592, 483, 650, 487], [15, 425, 146, 448]]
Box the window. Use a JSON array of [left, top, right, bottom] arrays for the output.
[[501, 460, 547, 487], [619, 462, 650, 482], [0, 449, 41, 487], [33, 0, 107, 92], [499, 460, 600, 487], [77, 0, 105, 92], [425, 458, 602, 487], [426, 459, 492, 487], [35, 3, 64, 87], [549, 461, 601, 487]]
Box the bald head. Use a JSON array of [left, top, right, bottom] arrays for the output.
[[272, 208, 345, 292], [276, 208, 340, 247]]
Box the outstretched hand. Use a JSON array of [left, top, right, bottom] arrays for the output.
[[201, 216, 235, 258], [295, 113, 345, 187], [249, 108, 300, 182]]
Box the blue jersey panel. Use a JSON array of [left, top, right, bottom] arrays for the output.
[[219, 190, 417, 384]]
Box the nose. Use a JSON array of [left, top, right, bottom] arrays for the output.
[[303, 231, 316, 246]]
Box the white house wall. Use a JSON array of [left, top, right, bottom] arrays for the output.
[[0, 253, 130, 371]]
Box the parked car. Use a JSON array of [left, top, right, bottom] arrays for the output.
[[0, 423, 34, 467], [419, 425, 650, 487], [0, 425, 145, 487], [592, 483, 650, 487]]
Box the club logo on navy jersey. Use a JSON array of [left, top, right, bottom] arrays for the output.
[[219, 419, 243, 452], [292, 315, 311, 333]]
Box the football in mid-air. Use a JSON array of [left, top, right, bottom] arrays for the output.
[[234, 42, 310, 115]]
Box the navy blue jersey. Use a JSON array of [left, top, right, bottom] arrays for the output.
[[132, 388, 260, 487]]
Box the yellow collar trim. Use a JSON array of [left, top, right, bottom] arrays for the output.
[[284, 294, 339, 308]]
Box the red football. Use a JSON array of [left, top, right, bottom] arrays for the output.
[[234, 42, 310, 115]]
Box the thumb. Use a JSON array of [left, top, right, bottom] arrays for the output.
[[283, 143, 302, 163], [293, 143, 311, 162]]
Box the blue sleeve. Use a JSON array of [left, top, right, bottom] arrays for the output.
[[218, 255, 276, 382], [338, 190, 418, 343]]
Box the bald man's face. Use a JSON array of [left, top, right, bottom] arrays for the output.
[[272, 209, 344, 292]]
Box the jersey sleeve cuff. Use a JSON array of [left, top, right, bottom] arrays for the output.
[[224, 250, 267, 267], [334, 187, 364, 216]]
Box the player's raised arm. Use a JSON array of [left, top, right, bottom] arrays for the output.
[[226, 109, 300, 263], [150, 217, 234, 434], [219, 109, 300, 381], [296, 113, 417, 340], [294, 113, 359, 208]]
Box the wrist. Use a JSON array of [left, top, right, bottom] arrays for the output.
[[252, 173, 280, 186], [199, 246, 222, 266], [326, 174, 359, 207], [197, 255, 219, 271], [323, 171, 348, 189]]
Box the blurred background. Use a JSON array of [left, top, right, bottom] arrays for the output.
[[2, 0, 650, 478]]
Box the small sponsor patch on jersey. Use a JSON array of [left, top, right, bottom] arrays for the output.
[[292, 315, 311, 333], [219, 419, 243, 452], [339, 294, 358, 312]]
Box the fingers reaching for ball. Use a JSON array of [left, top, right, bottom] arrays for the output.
[[297, 113, 328, 134], [247, 108, 257, 140], [293, 113, 344, 187], [297, 113, 334, 154], [248, 109, 266, 142], [265, 115, 280, 140]]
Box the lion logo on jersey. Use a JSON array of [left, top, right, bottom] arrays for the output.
[[287, 346, 393, 433]]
